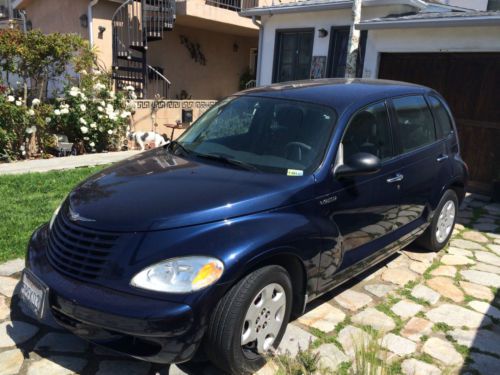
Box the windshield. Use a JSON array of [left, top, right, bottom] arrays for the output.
[[176, 96, 337, 175]]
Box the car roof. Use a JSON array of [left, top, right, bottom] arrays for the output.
[[239, 79, 432, 115]]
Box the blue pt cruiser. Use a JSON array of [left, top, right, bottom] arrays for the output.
[[22, 79, 467, 374]]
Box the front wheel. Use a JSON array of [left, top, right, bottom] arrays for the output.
[[417, 189, 458, 252], [204, 265, 292, 375]]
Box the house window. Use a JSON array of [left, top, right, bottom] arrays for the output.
[[273, 29, 314, 83], [327, 27, 367, 78]]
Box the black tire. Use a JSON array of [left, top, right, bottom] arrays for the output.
[[417, 189, 458, 252], [204, 265, 293, 375]]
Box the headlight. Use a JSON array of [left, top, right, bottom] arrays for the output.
[[130, 256, 224, 293], [49, 203, 62, 230]]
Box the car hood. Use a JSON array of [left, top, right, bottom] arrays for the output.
[[66, 148, 315, 232]]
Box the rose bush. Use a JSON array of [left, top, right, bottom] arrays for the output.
[[48, 79, 134, 153]]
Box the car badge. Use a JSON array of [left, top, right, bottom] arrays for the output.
[[68, 206, 96, 222]]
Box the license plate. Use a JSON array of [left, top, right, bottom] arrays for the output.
[[20, 270, 49, 320]]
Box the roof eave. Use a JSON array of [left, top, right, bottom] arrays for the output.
[[240, 0, 426, 17], [357, 16, 500, 29]]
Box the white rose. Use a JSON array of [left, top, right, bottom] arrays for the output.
[[31, 98, 41, 107], [83, 137, 89, 141], [15, 100, 22, 106], [90, 122, 97, 129], [79, 118, 87, 125], [60, 108, 69, 114], [80, 126, 89, 134], [120, 111, 131, 118], [80, 104, 86, 111], [97, 106, 104, 112], [90, 142, 95, 147], [98, 127, 104, 132], [107, 129, 113, 135], [54, 109, 61, 116], [45, 117, 52, 124], [124, 85, 135, 91], [7, 95, 15, 102], [93, 83, 106, 91], [28, 109, 35, 116]]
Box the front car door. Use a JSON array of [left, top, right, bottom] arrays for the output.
[[317, 100, 401, 293]]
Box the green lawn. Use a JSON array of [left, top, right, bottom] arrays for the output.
[[0, 166, 105, 262]]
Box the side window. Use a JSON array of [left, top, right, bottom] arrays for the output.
[[343, 102, 394, 162], [392, 95, 436, 153], [428, 96, 454, 138]]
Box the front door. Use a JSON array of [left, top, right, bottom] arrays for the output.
[[317, 101, 401, 293], [273, 29, 314, 83]]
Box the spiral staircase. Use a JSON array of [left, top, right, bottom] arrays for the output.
[[112, 0, 176, 99]]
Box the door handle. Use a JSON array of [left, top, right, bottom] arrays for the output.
[[386, 173, 404, 184], [436, 154, 449, 163]]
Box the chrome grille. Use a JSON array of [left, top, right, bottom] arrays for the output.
[[47, 209, 119, 280]]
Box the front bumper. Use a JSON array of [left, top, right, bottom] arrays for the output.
[[26, 224, 205, 364]]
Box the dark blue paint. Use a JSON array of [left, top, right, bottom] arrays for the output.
[[26, 79, 468, 364]]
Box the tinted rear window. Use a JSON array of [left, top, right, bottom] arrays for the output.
[[429, 96, 454, 138], [392, 95, 436, 153]]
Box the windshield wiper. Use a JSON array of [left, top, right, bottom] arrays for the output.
[[196, 153, 260, 172], [168, 140, 191, 155]]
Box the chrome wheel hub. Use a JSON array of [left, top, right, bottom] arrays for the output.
[[241, 283, 286, 354], [436, 200, 456, 243]]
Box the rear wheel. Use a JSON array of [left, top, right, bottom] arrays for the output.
[[204, 265, 292, 375], [417, 189, 458, 252]]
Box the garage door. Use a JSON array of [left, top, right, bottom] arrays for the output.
[[379, 53, 500, 193]]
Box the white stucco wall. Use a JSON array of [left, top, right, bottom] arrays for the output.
[[257, 4, 416, 85], [363, 25, 500, 78]]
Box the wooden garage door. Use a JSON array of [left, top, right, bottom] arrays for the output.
[[379, 53, 500, 193]]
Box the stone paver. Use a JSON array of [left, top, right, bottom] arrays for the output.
[[278, 324, 315, 356], [462, 231, 489, 243], [337, 325, 370, 358], [403, 251, 436, 264], [450, 239, 486, 250], [313, 343, 349, 371], [459, 281, 494, 301], [422, 337, 462, 366], [411, 285, 440, 305], [426, 304, 491, 328], [34, 332, 88, 353], [95, 360, 151, 375], [449, 328, 500, 356], [0, 277, 19, 298], [446, 247, 474, 258], [363, 283, 395, 298], [0, 349, 24, 375], [298, 303, 345, 332], [487, 243, 500, 255], [472, 262, 500, 274], [391, 300, 423, 318], [426, 277, 464, 303], [380, 333, 417, 356], [351, 308, 396, 332], [460, 269, 500, 287], [409, 261, 428, 275], [474, 251, 500, 266], [334, 289, 372, 311], [0, 321, 39, 348], [430, 265, 457, 278], [440, 254, 475, 266], [401, 317, 433, 342], [0, 296, 9, 320], [381, 267, 418, 286], [27, 357, 87, 375], [467, 300, 500, 319], [470, 353, 500, 375], [0, 150, 139, 175], [401, 358, 441, 375], [0, 259, 24, 276]]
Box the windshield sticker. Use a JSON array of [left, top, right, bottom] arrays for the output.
[[287, 169, 304, 177]]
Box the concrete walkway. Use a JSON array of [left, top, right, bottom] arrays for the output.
[[0, 151, 141, 175]]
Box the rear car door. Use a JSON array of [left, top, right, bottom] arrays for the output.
[[389, 95, 451, 229]]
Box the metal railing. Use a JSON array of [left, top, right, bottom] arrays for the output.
[[205, 0, 259, 11], [147, 65, 171, 99]]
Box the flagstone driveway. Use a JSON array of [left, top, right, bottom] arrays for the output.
[[0, 195, 499, 375]]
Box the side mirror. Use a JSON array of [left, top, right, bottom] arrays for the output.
[[335, 152, 382, 178]]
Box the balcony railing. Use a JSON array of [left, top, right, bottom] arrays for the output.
[[205, 0, 259, 12]]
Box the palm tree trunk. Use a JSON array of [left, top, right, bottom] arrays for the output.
[[345, 0, 362, 79]]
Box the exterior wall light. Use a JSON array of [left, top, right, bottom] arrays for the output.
[[80, 14, 88, 28], [318, 28, 328, 38]]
